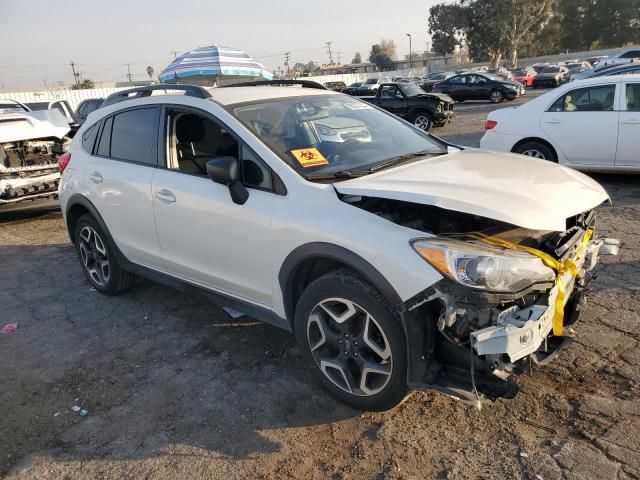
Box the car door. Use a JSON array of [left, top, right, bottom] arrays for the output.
[[616, 82, 640, 167], [539, 83, 619, 166], [444, 75, 468, 100], [466, 75, 488, 100], [84, 106, 166, 270], [151, 106, 277, 306], [376, 85, 407, 116]]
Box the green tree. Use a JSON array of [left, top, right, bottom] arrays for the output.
[[351, 52, 362, 64], [72, 79, 95, 90], [428, 3, 467, 56], [369, 39, 397, 71]]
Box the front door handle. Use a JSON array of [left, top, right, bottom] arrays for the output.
[[154, 189, 176, 203], [88, 171, 103, 184], [544, 119, 562, 124]]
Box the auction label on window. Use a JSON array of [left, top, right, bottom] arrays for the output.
[[290, 148, 329, 168], [344, 102, 373, 110]]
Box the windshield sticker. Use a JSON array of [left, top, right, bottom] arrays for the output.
[[290, 148, 330, 168], [343, 103, 373, 111]]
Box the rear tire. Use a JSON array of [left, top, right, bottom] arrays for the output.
[[74, 213, 134, 295], [294, 269, 408, 411], [514, 141, 555, 162]]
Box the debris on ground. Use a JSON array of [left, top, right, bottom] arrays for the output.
[[0, 323, 18, 334], [70, 406, 81, 413]]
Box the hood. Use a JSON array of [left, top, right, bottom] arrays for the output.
[[0, 109, 70, 143], [334, 149, 609, 232], [415, 92, 453, 103]]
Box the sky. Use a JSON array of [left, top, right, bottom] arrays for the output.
[[0, 0, 442, 90]]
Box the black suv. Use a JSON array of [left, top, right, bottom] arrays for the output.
[[432, 73, 525, 103]]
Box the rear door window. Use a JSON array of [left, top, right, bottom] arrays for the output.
[[96, 116, 113, 156], [548, 85, 616, 112], [110, 108, 159, 165], [625, 84, 640, 111]]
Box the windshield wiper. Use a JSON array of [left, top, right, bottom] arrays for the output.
[[368, 149, 442, 172], [305, 170, 368, 181]]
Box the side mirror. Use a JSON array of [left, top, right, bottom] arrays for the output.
[[206, 156, 249, 205]]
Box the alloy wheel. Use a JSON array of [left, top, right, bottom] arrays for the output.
[[521, 148, 547, 159], [306, 298, 393, 397], [490, 91, 503, 103], [78, 226, 110, 286], [413, 115, 431, 131]]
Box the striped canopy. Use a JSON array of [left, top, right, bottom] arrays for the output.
[[159, 45, 273, 84]]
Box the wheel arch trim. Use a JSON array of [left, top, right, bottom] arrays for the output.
[[278, 242, 403, 329]]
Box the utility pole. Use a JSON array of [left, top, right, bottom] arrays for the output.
[[43, 79, 48, 89], [125, 63, 133, 82], [406, 33, 412, 69], [70, 61, 80, 87], [284, 52, 290, 77], [325, 41, 334, 64], [171, 50, 180, 59]]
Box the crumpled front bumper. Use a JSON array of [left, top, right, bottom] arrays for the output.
[[469, 237, 620, 364]]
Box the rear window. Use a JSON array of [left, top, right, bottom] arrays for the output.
[[109, 108, 158, 165]]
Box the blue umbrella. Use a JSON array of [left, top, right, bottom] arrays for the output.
[[159, 45, 273, 84]]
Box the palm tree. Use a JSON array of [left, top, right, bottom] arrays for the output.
[[146, 66, 155, 82]]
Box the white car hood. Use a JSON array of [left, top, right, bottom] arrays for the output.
[[0, 109, 70, 143], [335, 149, 610, 231]]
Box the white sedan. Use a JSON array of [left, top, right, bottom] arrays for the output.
[[480, 75, 640, 171]]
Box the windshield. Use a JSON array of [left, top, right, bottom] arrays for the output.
[[542, 67, 560, 73], [24, 102, 50, 111], [399, 83, 427, 96], [512, 70, 527, 76], [426, 73, 446, 80], [231, 94, 447, 179], [363, 79, 377, 85]]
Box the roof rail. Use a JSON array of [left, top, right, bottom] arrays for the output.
[[221, 80, 327, 90], [102, 85, 212, 107]]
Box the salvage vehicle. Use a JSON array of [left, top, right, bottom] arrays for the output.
[[433, 73, 525, 103], [354, 77, 391, 96], [75, 98, 105, 126], [570, 60, 640, 82], [341, 82, 363, 95], [1, 101, 70, 206], [419, 71, 456, 92], [510, 68, 537, 87], [597, 48, 640, 68], [360, 82, 454, 131], [59, 82, 617, 411], [24, 99, 79, 136], [532, 66, 570, 88], [487, 67, 513, 81], [323, 81, 347, 92], [481, 75, 639, 171]]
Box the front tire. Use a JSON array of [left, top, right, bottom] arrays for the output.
[[514, 141, 555, 161], [410, 111, 433, 131], [490, 89, 504, 103], [294, 270, 408, 411], [74, 213, 134, 295]]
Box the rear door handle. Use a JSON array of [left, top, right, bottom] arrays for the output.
[[88, 171, 103, 184], [154, 189, 176, 203], [544, 119, 562, 124], [621, 119, 640, 125]]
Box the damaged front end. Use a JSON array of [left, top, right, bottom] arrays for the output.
[[0, 110, 70, 205], [346, 196, 619, 404]]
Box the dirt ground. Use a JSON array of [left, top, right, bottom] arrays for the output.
[[1, 95, 639, 480]]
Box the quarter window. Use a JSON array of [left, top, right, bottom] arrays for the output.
[[82, 123, 99, 153], [241, 146, 272, 190], [548, 85, 616, 112], [110, 108, 159, 165], [626, 84, 640, 112], [96, 116, 113, 157]]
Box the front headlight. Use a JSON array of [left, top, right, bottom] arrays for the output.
[[316, 125, 338, 136], [505, 84, 517, 90], [411, 238, 555, 292]]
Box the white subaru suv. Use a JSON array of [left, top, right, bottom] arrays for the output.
[[58, 82, 618, 411]]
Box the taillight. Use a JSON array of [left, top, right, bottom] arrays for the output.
[[58, 152, 71, 173], [485, 120, 498, 130]]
